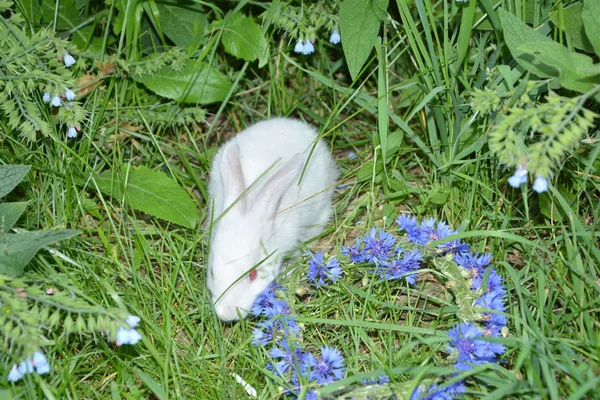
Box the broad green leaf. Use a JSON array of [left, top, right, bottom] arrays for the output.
[[222, 13, 267, 62], [40, 0, 88, 46], [517, 41, 598, 93], [582, 0, 600, 55], [155, 2, 207, 49], [340, 0, 388, 80], [0, 202, 28, 231], [94, 166, 197, 228], [499, 9, 557, 78], [133, 61, 231, 105], [0, 229, 80, 277], [19, 0, 41, 24], [550, 3, 594, 53], [0, 165, 30, 199]]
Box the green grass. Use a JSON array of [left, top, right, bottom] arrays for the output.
[[2, 0, 600, 398]]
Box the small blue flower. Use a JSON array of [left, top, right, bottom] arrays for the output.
[[67, 126, 77, 138], [329, 30, 341, 44], [251, 283, 280, 316], [448, 323, 505, 369], [363, 375, 390, 385], [294, 40, 305, 53], [508, 166, 528, 188], [252, 315, 299, 346], [381, 248, 422, 283], [126, 315, 140, 328], [32, 351, 50, 375], [482, 270, 505, 296], [43, 92, 51, 103], [116, 327, 142, 346], [302, 40, 315, 55], [306, 346, 345, 384], [65, 88, 76, 101], [307, 252, 343, 287], [341, 237, 366, 263], [363, 228, 396, 266], [51, 96, 61, 107], [532, 176, 548, 193], [454, 252, 492, 289], [64, 53, 76, 67], [7, 364, 23, 382], [396, 214, 428, 245]]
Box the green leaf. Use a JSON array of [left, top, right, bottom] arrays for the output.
[[340, 0, 388, 80], [136, 370, 167, 400], [18, 0, 42, 24], [93, 166, 197, 228], [517, 41, 598, 93], [133, 61, 232, 105], [0, 165, 30, 199], [155, 2, 207, 49], [549, 3, 594, 53], [0, 202, 28, 231], [0, 229, 80, 277], [222, 13, 268, 62], [582, 0, 600, 55]]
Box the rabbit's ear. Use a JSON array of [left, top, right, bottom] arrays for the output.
[[257, 153, 304, 218], [220, 143, 247, 213]]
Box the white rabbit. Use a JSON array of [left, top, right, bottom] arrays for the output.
[[206, 118, 338, 321]]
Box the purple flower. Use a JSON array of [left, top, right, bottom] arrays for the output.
[[381, 249, 422, 283], [341, 237, 366, 263], [306, 346, 345, 384], [64, 53, 76, 67], [396, 214, 428, 244], [532, 176, 548, 193], [252, 315, 299, 346], [251, 283, 282, 316], [42, 92, 51, 103], [51, 96, 61, 107], [363, 228, 396, 266], [65, 88, 76, 101], [116, 327, 142, 346], [448, 323, 505, 370], [307, 252, 342, 287], [508, 166, 528, 188], [454, 252, 492, 289], [269, 341, 314, 381], [329, 30, 341, 44], [67, 126, 77, 138]]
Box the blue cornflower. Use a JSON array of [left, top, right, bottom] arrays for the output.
[[482, 270, 505, 296], [67, 126, 77, 138], [252, 316, 299, 346], [448, 323, 504, 369], [420, 219, 469, 255], [307, 252, 343, 287], [251, 283, 281, 316], [306, 346, 345, 384], [411, 380, 466, 400], [64, 53, 76, 67], [454, 252, 492, 289], [476, 292, 507, 328], [363, 228, 396, 266], [381, 249, 422, 284], [396, 214, 428, 245], [65, 88, 76, 101], [116, 327, 142, 346], [329, 30, 341, 44], [269, 341, 308, 377], [51, 96, 61, 107], [508, 166, 528, 188], [532, 176, 548, 193], [341, 237, 365, 263], [42, 92, 51, 103], [302, 40, 315, 55]]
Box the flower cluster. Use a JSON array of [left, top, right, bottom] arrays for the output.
[[508, 166, 548, 193], [7, 351, 50, 382], [41, 53, 81, 139], [116, 315, 143, 346], [293, 30, 341, 55], [341, 227, 424, 284], [252, 283, 346, 398]]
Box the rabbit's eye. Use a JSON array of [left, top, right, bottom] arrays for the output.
[[249, 269, 258, 282]]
